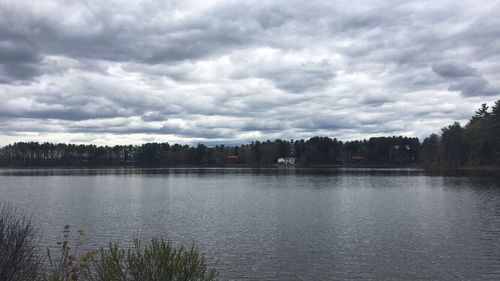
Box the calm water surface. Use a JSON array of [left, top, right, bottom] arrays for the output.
[[1, 168, 500, 280]]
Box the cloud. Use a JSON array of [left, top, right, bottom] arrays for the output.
[[448, 77, 498, 97], [261, 61, 335, 93], [432, 62, 499, 97], [0, 0, 499, 145], [0, 40, 41, 83], [432, 62, 477, 78]]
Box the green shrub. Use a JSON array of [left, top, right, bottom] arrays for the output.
[[45, 226, 218, 281], [1, 206, 218, 281], [0, 204, 43, 281], [85, 237, 218, 281]]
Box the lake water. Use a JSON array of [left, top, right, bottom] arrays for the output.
[[1, 167, 500, 280]]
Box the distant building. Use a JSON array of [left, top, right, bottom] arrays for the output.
[[350, 156, 365, 163], [225, 155, 240, 164], [277, 157, 296, 165]]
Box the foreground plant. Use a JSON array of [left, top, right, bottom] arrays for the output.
[[46, 225, 96, 281], [0, 204, 43, 281], [45, 226, 218, 281], [85, 237, 218, 281], [1, 205, 218, 281]]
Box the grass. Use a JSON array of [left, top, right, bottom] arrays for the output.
[[0, 204, 218, 281], [86, 238, 217, 281], [0, 204, 43, 281]]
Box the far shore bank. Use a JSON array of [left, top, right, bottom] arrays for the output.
[[0, 163, 421, 169], [424, 165, 500, 172], [1, 165, 499, 177]]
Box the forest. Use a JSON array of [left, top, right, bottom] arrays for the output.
[[0, 100, 498, 168], [420, 100, 500, 167]]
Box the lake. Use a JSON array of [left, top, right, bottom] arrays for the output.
[[1, 167, 500, 280]]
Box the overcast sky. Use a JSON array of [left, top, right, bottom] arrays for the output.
[[0, 0, 499, 145]]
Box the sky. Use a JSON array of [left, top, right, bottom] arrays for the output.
[[0, 0, 499, 146]]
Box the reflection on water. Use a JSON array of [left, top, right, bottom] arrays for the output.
[[1, 166, 498, 177], [0, 167, 427, 176], [1, 168, 500, 280]]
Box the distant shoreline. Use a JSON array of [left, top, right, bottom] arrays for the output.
[[0, 163, 421, 169], [2, 164, 499, 174], [423, 165, 500, 172]]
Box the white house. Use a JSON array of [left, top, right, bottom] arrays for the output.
[[277, 157, 296, 165]]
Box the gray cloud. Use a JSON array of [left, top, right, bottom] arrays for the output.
[[261, 62, 335, 93], [0, 0, 499, 145], [0, 40, 41, 83], [432, 62, 499, 97], [448, 77, 498, 97], [432, 62, 477, 78]]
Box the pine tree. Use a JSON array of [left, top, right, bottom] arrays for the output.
[[490, 100, 500, 164]]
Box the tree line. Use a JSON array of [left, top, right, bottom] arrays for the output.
[[0, 100, 498, 167], [0, 137, 419, 167], [420, 100, 500, 166]]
